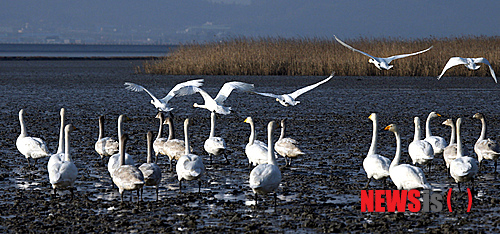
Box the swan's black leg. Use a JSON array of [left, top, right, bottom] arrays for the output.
[[156, 186, 159, 201], [121, 192, 124, 203], [179, 180, 182, 193], [363, 178, 371, 189], [223, 153, 230, 165], [198, 180, 202, 193]]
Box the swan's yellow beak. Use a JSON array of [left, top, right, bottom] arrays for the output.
[[384, 125, 391, 131], [244, 117, 251, 123], [436, 113, 442, 117]]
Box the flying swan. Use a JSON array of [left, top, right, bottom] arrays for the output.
[[192, 81, 254, 115], [253, 72, 334, 107], [437, 57, 497, 83], [334, 35, 433, 70], [124, 79, 204, 112]]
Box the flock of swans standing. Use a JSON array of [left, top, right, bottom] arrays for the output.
[[16, 75, 334, 206], [364, 112, 500, 193]]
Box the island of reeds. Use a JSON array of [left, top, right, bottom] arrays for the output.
[[140, 36, 499, 77]]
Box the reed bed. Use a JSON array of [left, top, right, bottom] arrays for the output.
[[141, 36, 500, 77]]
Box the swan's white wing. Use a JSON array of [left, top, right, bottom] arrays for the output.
[[385, 46, 433, 62], [289, 73, 333, 99], [214, 81, 254, 104], [124, 82, 160, 101], [160, 79, 204, 103], [192, 87, 216, 104], [334, 35, 377, 60], [437, 57, 469, 79], [472, 58, 497, 83], [253, 92, 282, 99]]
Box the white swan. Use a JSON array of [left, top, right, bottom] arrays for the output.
[[48, 108, 66, 167], [424, 112, 447, 155], [249, 121, 282, 206], [204, 112, 229, 164], [244, 117, 273, 167], [94, 115, 119, 164], [139, 131, 162, 201], [473, 113, 500, 172], [176, 118, 205, 193], [112, 133, 145, 203], [449, 118, 479, 192], [274, 119, 304, 166], [163, 116, 191, 171], [48, 124, 78, 198], [108, 115, 135, 178], [253, 73, 333, 107], [153, 112, 168, 161], [124, 79, 204, 112], [437, 57, 497, 83], [334, 35, 433, 70], [192, 81, 254, 115], [384, 124, 431, 190], [363, 113, 391, 188], [408, 117, 434, 170], [16, 109, 50, 167], [442, 119, 458, 169]]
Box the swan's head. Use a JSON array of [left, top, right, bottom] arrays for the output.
[[64, 124, 77, 133], [414, 116, 420, 124], [456, 118, 463, 127], [473, 113, 484, 120], [163, 117, 173, 126], [244, 116, 253, 124], [384, 124, 398, 133], [368, 59, 384, 70], [276, 98, 289, 106], [368, 113, 377, 122], [193, 103, 200, 108], [155, 112, 164, 119], [429, 112, 441, 118], [19, 109, 25, 116], [60, 108, 65, 116], [442, 119, 453, 127]]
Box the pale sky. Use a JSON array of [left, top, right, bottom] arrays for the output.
[[1, 0, 498, 40]]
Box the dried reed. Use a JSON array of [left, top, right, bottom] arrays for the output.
[[141, 36, 499, 77]]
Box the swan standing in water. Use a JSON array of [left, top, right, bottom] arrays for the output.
[[384, 124, 431, 190], [204, 112, 229, 164], [253, 73, 333, 107], [112, 134, 145, 203], [48, 108, 66, 166], [408, 117, 434, 171], [139, 131, 162, 201], [442, 119, 458, 170], [176, 118, 205, 193], [437, 57, 497, 83], [424, 112, 447, 155], [48, 124, 78, 199], [124, 79, 204, 112], [163, 116, 191, 171], [108, 115, 135, 178], [192, 81, 254, 115], [94, 115, 119, 165], [274, 119, 304, 167], [17, 109, 50, 167], [244, 117, 274, 167], [473, 113, 500, 172], [249, 121, 282, 207], [450, 118, 479, 192], [363, 113, 390, 188], [334, 35, 433, 70]]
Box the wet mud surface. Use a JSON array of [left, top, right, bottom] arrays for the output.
[[1, 60, 500, 232]]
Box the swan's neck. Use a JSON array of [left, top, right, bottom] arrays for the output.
[[117, 116, 123, 140], [98, 117, 104, 140], [248, 120, 256, 145], [414, 120, 421, 141], [479, 118, 487, 141], [425, 115, 433, 138], [456, 121, 463, 157], [389, 131, 401, 169], [147, 133, 153, 164], [157, 114, 164, 140], [268, 124, 277, 166], [167, 118, 175, 140], [19, 111, 27, 137], [64, 127, 71, 162], [448, 123, 456, 145], [57, 111, 65, 154], [209, 112, 216, 138], [279, 121, 285, 141], [368, 119, 378, 155], [119, 136, 126, 166], [184, 121, 190, 155]]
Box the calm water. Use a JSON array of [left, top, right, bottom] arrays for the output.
[[0, 43, 177, 58]]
